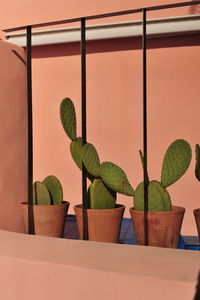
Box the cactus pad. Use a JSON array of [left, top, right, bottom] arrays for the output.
[[99, 162, 134, 196], [89, 179, 116, 209], [195, 144, 200, 181], [82, 143, 100, 177], [70, 137, 83, 170], [33, 181, 51, 205], [134, 180, 172, 211], [161, 139, 192, 188], [60, 98, 76, 141], [43, 175, 63, 205]]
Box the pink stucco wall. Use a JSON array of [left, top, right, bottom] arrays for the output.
[[0, 1, 199, 235], [0, 0, 199, 30], [0, 229, 198, 300], [30, 35, 200, 235], [0, 41, 27, 233]]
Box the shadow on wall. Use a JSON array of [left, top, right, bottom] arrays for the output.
[[31, 34, 200, 59], [193, 271, 200, 300]]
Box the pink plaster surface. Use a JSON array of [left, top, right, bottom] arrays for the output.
[[0, 0, 199, 235], [0, 229, 199, 300], [0, 41, 26, 233], [32, 38, 200, 235], [0, 0, 199, 31]]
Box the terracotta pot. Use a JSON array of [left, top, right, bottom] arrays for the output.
[[194, 208, 200, 240], [21, 201, 69, 237], [74, 204, 125, 243], [129, 206, 185, 248]]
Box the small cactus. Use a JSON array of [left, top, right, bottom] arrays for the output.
[[33, 181, 51, 205], [60, 98, 76, 141], [89, 179, 116, 209], [43, 175, 63, 205], [82, 143, 100, 177], [161, 139, 192, 188], [195, 144, 200, 181], [134, 139, 191, 211], [33, 176, 63, 205], [134, 180, 172, 211], [99, 162, 134, 196]]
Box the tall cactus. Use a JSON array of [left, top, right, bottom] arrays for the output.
[[134, 139, 192, 211], [60, 97, 133, 209]]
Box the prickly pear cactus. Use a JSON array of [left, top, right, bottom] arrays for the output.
[[134, 180, 172, 211], [195, 144, 200, 181], [82, 143, 100, 177], [43, 175, 63, 205], [161, 139, 192, 188], [60, 98, 76, 141], [33, 181, 51, 205], [70, 137, 83, 170], [89, 179, 116, 209], [99, 162, 134, 196]]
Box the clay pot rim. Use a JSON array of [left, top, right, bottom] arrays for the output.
[[74, 203, 125, 212], [21, 201, 69, 207], [194, 208, 200, 214], [130, 205, 185, 215]]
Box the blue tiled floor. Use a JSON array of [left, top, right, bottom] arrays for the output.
[[63, 215, 200, 250]]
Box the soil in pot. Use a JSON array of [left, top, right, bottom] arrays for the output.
[[21, 201, 69, 237], [74, 204, 125, 243], [194, 209, 200, 241], [130, 206, 185, 248]]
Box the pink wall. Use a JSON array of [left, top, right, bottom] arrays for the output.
[[0, 0, 199, 31], [0, 0, 199, 235], [0, 229, 198, 300], [0, 41, 27, 233], [31, 33, 200, 235]]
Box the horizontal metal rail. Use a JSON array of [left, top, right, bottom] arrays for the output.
[[3, 1, 200, 32]]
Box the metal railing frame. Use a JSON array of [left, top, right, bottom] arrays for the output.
[[3, 1, 200, 243]]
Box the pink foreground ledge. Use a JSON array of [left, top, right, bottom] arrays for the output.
[[0, 229, 199, 300]]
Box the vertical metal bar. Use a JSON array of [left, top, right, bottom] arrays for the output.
[[81, 18, 88, 240], [26, 26, 35, 235], [142, 9, 149, 246]]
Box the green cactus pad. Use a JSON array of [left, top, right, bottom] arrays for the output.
[[161, 139, 192, 188], [99, 162, 134, 196], [195, 144, 200, 181], [33, 181, 51, 205], [90, 179, 116, 209], [82, 143, 100, 177], [60, 98, 76, 141], [134, 180, 172, 211], [70, 137, 83, 170], [43, 175, 63, 205]]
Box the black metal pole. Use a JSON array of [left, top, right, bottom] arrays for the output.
[[142, 9, 149, 246], [26, 26, 35, 235], [81, 18, 88, 240]]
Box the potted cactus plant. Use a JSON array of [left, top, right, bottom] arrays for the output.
[[194, 144, 200, 240], [130, 139, 192, 248], [60, 98, 134, 243], [21, 175, 69, 237]]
